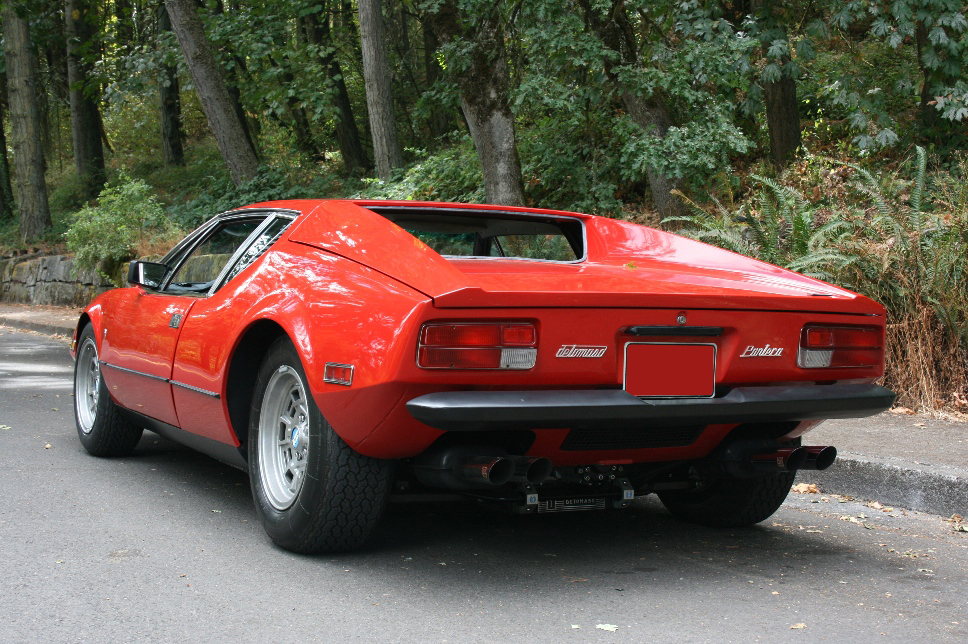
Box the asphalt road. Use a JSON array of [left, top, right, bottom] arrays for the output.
[[1, 327, 967, 643]]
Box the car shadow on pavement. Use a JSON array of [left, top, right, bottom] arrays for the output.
[[123, 433, 859, 580]]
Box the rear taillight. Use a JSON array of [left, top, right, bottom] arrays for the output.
[[418, 322, 537, 369], [798, 325, 882, 369]]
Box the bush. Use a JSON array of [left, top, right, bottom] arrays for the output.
[[355, 140, 486, 204], [65, 175, 172, 285]]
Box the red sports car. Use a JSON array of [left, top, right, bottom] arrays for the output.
[[71, 200, 894, 552]]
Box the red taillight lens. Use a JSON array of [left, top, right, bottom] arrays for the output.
[[502, 324, 536, 346], [798, 325, 882, 368], [418, 322, 537, 369], [421, 324, 501, 347]]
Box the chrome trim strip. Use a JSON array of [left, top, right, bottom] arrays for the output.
[[100, 362, 169, 383], [170, 380, 221, 399]]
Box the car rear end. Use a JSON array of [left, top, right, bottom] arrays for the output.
[[329, 202, 895, 518]]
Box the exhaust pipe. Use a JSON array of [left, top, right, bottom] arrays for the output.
[[508, 456, 553, 485], [750, 446, 808, 473], [413, 447, 515, 490], [458, 456, 515, 486], [799, 445, 837, 471]]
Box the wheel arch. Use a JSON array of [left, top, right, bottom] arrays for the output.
[[225, 319, 290, 449]]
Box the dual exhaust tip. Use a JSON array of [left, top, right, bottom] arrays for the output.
[[415, 447, 553, 490]]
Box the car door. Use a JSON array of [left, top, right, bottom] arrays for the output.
[[99, 213, 273, 428], [98, 293, 196, 427], [169, 213, 296, 445]]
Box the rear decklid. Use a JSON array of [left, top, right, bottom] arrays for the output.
[[287, 200, 881, 316]]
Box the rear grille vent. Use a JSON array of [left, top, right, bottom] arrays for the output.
[[561, 425, 704, 451]]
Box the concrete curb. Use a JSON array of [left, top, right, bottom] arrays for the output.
[[808, 452, 968, 517], [0, 317, 74, 338]]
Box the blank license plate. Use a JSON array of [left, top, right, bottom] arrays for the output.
[[624, 343, 716, 398]]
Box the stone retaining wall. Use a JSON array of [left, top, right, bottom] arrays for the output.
[[0, 255, 115, 307]]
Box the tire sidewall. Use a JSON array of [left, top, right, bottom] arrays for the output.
[[248, 338, 331, 549], [73, 325, 111, 452]]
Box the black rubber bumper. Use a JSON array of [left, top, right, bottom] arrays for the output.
[[406, 384, 896, 432]]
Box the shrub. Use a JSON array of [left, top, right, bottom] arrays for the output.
[[65, 175, 172, 285]]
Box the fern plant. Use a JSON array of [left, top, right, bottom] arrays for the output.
[[666, 176, 849, 280]]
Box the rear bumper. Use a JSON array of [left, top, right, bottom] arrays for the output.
[[406, 384, 896, 432]]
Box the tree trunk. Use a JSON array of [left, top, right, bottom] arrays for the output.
[[764, 55, 801, 169], [319, 8, 370, 173], [358, 0, 403, 180], [3, 9, 52, 241], [114, 0, 134, 63], [157, 2, 184, 166], [422, 19, 451, 141], [0, 78, 17, 220], [428, 2, 525, 206], [164, 0, 259, 186], [66, 0, 107, 199], [300, 8, 369, 172]]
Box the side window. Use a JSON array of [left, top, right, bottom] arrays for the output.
[[166, 218, 265, 293], [222, 217, 291, 284]]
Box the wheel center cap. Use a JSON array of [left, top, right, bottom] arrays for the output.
[[291, 427, 300, 449]]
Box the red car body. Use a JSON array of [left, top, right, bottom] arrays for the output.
[[71, 200, 894, 552]]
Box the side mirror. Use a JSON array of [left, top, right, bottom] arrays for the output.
[[127, 260, 168, 290]]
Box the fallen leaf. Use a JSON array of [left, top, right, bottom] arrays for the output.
[[0, 425, 11, 430], [806, 530, 822, 533], [571, 625, 581, 629], [792, 483, 819, 494], [867, 501, 883, 510], [954, 525, 968, 533], [890, 406, 915, 415], [791, 623, 807, 630], [211, 509, 221, 513], [596, 624, 619, 632], [568, 578, 588, 583], [913, 423, 925, 427], [44, 443, 51, 449]]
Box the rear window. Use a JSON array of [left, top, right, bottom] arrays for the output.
[[366, 206, 584, 262]]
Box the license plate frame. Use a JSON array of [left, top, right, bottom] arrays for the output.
[[623, 342, 717, 399]]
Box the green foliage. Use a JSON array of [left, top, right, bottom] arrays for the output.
[[666, 176, 849, 281], [355, 140, 485, 203], [165, 165, 346, 229], [64, 176, 170, 285]]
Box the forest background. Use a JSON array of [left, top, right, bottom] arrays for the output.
[[0, 0, 966, 413]]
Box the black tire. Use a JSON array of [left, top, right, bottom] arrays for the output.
[[73, 325, 144, 456], [657, 471, 796, 528], [248, 337, 392, 553]]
